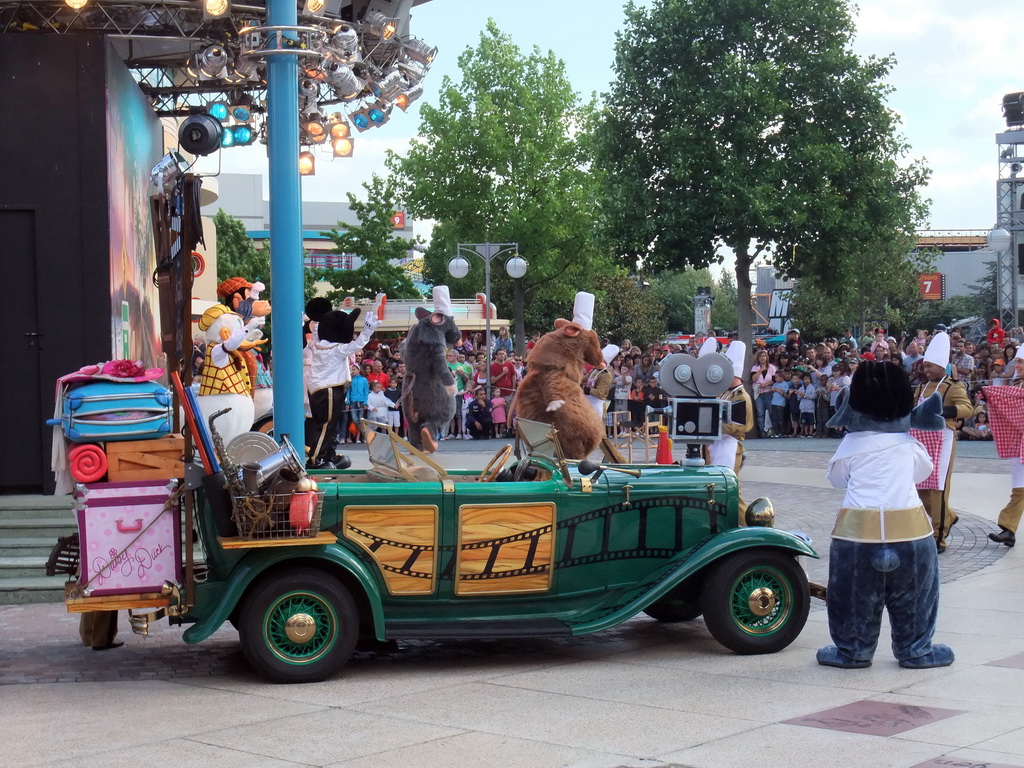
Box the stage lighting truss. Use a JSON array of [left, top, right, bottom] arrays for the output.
[[0, 0, 435, 151]]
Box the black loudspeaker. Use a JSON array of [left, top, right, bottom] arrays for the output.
[[178, 114, 223, 156], [1018, 243, 1024, 275]]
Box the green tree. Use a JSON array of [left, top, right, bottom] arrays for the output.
[[389, 20, 615, 353], [712, 271, 739, 333], [789, 244, 931, 338], [592, 272, 667, 346], [596, 0, 929, 365], [317, 175, 421, 304], [648, 268, 716, 334], [214, 209, 270, 284]]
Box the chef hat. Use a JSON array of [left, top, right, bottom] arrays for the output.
[[433, 285, 453, 317], [602, 344, 620, 365], [724, 341, 746, 379], [572, 292, 595, 331], [923, 331, 950, 367], [698, 337, 718, 358]]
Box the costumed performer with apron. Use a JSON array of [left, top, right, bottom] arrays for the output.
[[583, 344, 619, 422], [910, 331, 973, 553], [983, 346, 1024, 547], [701, 339, 754, 517]]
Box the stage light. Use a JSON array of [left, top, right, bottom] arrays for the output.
[[328, 24, 359, 60], [65, 0, 88, 9], [376, 70, 404, 101], [299, 151, 316, 176], [150, 151, 187, 194], [179, 113, 223, 156], [325, 63, 363, 100], [1003, 93, 1024, 128], [230, 124, 255, 145], [394, 83, 422, 112], [203, 0, 230, 19], [302, 0, 327, 16], [298, 77, 319, 110], [329, 115, 351, 140], [403, 38, 436, 66], [230, 98, 253, 122], [208, 101, 230, 121], [362, 10, 397, 40], [366, 101, 390, 127], [349, 107, 371, 132], [332, 137, 354, 158], [220, 128, 235, 147], [194, 45, 228, 79], [302, 111, 327, 140]]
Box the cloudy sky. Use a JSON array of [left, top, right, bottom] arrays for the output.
[[215, 0, 1014, 238]]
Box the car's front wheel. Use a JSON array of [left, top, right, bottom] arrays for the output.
[[700, 549, 809, 655], [239, 567, 359, 683]]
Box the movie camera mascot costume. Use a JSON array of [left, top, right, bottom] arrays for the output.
[[911, 331, 972, 552], [513, 292, 604, 460], [583, 344, 619, 421], [699, 338, 754, 515], [305, 296, 381, 468], [817, 360, 955, 669], [400, 286, 462, 453], [217, 277, 273, 421], [195, 304, 265, 447]]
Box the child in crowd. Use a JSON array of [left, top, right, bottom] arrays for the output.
[[384, 375, 403, 435], [342, 364, 368, 443], [367, 379, 392, 426], [798, 372, 817, 437], [787, 369, 802, 436], [769, 369, 790, 437]]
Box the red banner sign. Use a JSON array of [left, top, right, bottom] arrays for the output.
[[919, 272, 944, 300]]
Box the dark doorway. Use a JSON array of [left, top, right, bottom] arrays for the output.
[[0, 209, 43, 491]]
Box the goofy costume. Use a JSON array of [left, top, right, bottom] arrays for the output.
[[817, 361, 954, 669]]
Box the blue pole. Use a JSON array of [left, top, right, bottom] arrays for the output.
[[266, 0, 305, 449]]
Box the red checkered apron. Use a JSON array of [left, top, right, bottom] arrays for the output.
[[909, 427, 945, 490], [982, 385, 1024, 462]]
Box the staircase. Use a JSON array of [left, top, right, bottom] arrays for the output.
[[0, 495, 77, 604]]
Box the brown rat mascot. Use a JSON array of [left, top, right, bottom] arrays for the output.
[[513, 292, 604, 459]]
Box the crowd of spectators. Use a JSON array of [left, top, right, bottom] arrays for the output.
[[294, 319, 1015, 446], [738, 324, 1018, 441]]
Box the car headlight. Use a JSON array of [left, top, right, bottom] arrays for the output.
[[745, 497, 775, 527]]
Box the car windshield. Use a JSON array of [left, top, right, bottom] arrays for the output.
[[515, 418, 571, 487]]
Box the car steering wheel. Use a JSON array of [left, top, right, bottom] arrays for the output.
[[479, 444, 514, 482]]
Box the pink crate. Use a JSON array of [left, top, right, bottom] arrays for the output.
[[75, 480, 181, 596]]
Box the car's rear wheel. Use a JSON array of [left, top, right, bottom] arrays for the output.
[[643, 579, 702, 622], [700, 549, 809, 654], [239, 567, 358, 683]]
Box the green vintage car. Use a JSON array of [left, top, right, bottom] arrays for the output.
[[177, 419, 817, 683]]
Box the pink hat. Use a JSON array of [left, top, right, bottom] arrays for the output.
[[76, 360, 165, 383]]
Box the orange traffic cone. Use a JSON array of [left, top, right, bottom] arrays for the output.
[[656, 424, 674, 465]]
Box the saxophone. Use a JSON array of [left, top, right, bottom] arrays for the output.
[[209, 408, 270, 537]]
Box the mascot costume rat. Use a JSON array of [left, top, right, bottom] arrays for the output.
[[400, 286, 462, 453], [195, 304, 265, 447], [305, 296, 381, 468], [817, 360, 955, 669], [514, 292, 604, 460]]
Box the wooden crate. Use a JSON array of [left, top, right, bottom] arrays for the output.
[[105, 434, 185, 482]]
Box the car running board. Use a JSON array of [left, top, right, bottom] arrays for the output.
[[385, 618, 572, 640]]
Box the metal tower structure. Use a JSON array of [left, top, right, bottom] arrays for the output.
[[995, 129, 1024, 330]]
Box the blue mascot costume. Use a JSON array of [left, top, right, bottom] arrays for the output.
[[817, 360, 955, 669]]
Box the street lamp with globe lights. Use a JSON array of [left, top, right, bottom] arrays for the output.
[[447, 243, 523, 401], [988, 226, 1016, 330]]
